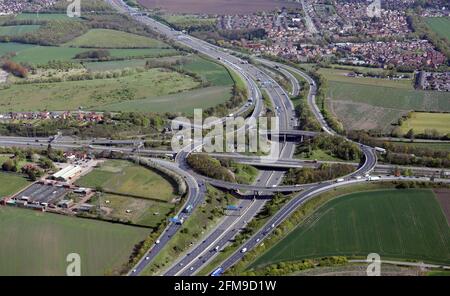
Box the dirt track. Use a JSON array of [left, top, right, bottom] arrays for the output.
[[138, 0, 301, 14]]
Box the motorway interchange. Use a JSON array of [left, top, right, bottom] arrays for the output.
[[105, 0, 382, 276], [1, 0, 446, 277]]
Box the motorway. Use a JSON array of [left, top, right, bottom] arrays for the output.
[[104, 0, 382, 276], [105, 0, 305, 276], [0, 0, 440, 277], [128, 157, 206, 275]]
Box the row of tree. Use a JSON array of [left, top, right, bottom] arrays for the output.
[[348, 130, 450, 168]]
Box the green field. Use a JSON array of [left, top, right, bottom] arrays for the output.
[[93, 193, 174, 227], [75, 160, 177, 202], [103, 85, 231, 114], [84, 59, 151, 71], [295, 148, 348, 162], [0, 206, 148, 275], [319, 67, 413, 89], [0, 25, 40, 36], [0, 68, 199, 112], [0, 172, 30, 197], [388, 141, 450, 153], [64, 29, 168, 48], [0, 42, 35, 57], [14, 13, 77, 21], [10, 45, 177, 65], [180, 56, 234, 86], [400, 112, 450, 135], [84, 56, 184, 71], [250, 189, 450, 269], [426, 17, 450, 41], [163, 15, 216, 29]]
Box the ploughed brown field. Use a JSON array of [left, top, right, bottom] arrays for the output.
[[434, 189, 450, 224], [138, 0, 301, 14]]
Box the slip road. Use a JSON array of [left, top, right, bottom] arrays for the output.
[[174, 280, 277, 293]]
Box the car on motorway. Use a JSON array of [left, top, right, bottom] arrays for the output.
[[189, 267, 194, 271], [155, 239, 160, 245], [241, 248, 248, 253]]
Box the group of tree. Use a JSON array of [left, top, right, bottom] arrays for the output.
[[298, 134, 362, 161], [75, 49, 111, 60], [1, 60, 28, 78], [21, 164, 44, 181], [187, 154, 235, 182], [2, 158, 18, 172], [406, 13, 450, 62], [293, 81, 321, 131], [284, 163, 355, 185]]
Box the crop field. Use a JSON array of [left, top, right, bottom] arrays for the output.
[[400, 112, 450, 135], [326, 80, 450, 132], [320, 67, 450, 132], [0, 68, 199, 112], [0, 206, 149, 276], [0, 25, 40, 36], [10, 45, 178, 65], [103, 85, 231, 114], [250, 189, 450, 269], [318, 68, 413, 89], [64, 29, 168, 48], [139, 0, 301, 14], [426, 17, 450, 41], [0, 172, 30, 197], [93, 193, 175, 227], [75, 160, 177, 202]]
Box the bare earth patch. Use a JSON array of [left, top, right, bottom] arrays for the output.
[[139, 0, 301, 14], [434, 189, 450, 225], [0, 70, 8, 84], [329, 99, 407, 132]]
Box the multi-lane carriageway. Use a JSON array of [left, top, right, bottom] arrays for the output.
[[107, 0, 378, 276], [106, 0, 307, 276]]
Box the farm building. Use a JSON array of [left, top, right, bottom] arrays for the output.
[[51, 165, 82, 182]]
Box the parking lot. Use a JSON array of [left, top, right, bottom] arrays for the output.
[[14, 183, 68, 206]]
